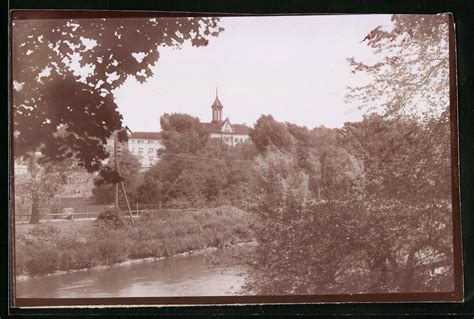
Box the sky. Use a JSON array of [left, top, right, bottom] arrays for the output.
[[113, 15, 393, 132]]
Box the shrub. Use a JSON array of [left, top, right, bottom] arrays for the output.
[[23, 244, 60, 276], [93, 237, 129, 265], [96, 210, 124, 228], [23, 224, 61, 245]]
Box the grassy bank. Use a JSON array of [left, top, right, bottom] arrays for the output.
[[15, 206, 255, 277]]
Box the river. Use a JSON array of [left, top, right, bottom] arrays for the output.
[[16, 248, 249, 298]]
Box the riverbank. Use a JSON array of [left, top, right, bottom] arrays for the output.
[[16, 241, 255, 298], [15, 206, 256, 277], [16, 240, 257, 282]]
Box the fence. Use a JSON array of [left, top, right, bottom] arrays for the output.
[[14, 204, 111, 223], [14, 199, 251, 224], [14, 204, 206, 224]]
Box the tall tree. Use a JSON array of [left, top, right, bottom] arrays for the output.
[[159, 113, 209, 155], [346, 14, 450, 120], [249, 115, 294, 153], [338, 115, 453, 292], [12, 16, 224, 171], [246, 14, 453, 295], [14, 158, 88, 223], [12, 16, 223, 222], [137, 114, 256, 207], [341, 14, 453, 292]]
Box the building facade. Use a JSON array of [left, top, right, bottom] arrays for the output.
[[202, 93, 251, 146], [105, 131, 163, 170], [127, 132, 163, 169]]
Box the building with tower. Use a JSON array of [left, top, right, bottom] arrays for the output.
[[202, 90, 251, 146], [104, 90, 251, 170]]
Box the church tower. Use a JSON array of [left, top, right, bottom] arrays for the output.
[[211, 88, 223, 123]]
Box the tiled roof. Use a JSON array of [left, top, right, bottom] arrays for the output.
[[129, 132, 162, 140], [232, 124, 251, 135], [202, 122, 223, 134], [201, 122, 250, 135], [127, 123, 250, 139]]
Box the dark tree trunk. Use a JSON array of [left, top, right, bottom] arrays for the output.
[[29, 193, 40, 224]]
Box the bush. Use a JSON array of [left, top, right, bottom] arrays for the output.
[[96, 210, 124, 228], [24, 244, 60, 276], [93, 237, 129, 265]]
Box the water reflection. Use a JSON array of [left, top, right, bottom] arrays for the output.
[[16, 250, 248, 298]]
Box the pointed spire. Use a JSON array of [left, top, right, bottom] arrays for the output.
[[211, 89, 223, 109], [211, 88, 223, 123]]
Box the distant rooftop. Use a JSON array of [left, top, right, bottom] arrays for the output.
[[202, 122, 251, 135], [129, 132, 162, 140]]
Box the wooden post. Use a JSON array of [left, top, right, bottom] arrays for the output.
[[114, 136, 119, 216], [120, 181, 135, 227]]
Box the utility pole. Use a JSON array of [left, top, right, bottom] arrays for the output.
[[114, 135, 119, 215], [113, 127, 135, 227]]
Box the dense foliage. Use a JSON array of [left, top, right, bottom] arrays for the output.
[[245, 114, 453, 294], [137, 113, 257, 208], [244, 14, 453, 294]]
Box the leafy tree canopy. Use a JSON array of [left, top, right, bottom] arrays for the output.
[[346, 14, 449, 120], [136, 114, 257, 207], [12, 16, 223, 171], [249, 115, 294, 153], [159, 113, 209, 155]]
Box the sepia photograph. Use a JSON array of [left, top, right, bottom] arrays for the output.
[[10, 12, 461, 305]]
